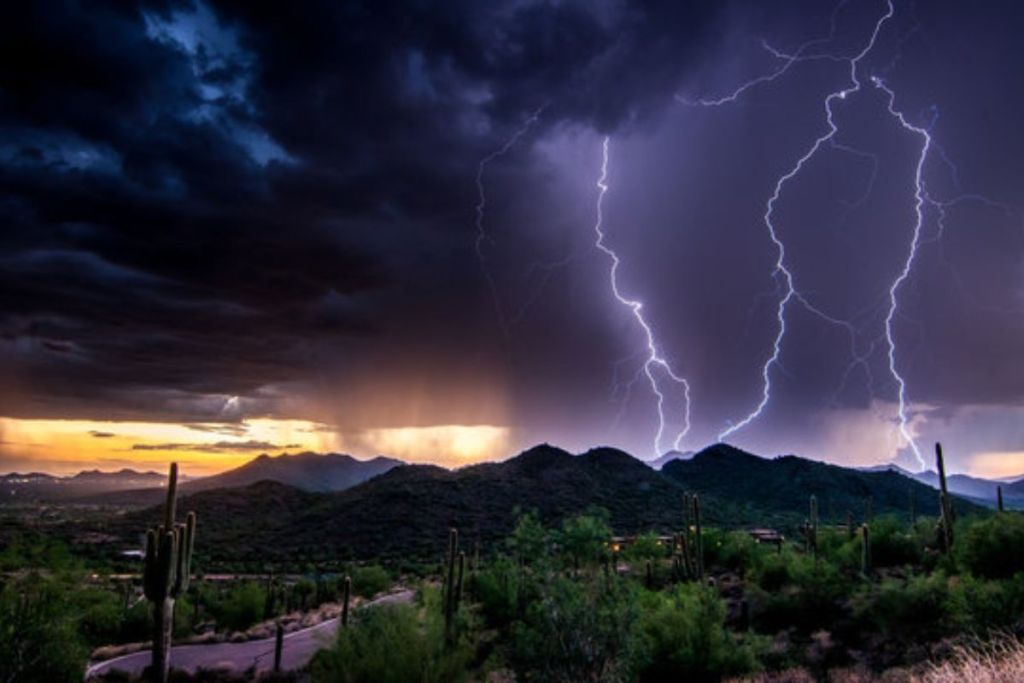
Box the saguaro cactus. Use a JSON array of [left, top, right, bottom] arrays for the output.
[[341, 575, 352, 627], [443, 528, 459, 640], [273, 621, 284, 672], [679, 493, 704, 580], [143, 463, 197, 683], [936, 443, 955, 553], [808, 495, 819, 559], [860, 524, 871, 577], [693, 494, 704, 580]]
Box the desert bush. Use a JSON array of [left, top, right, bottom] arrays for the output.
[[208, 582, 265, 632], [510, 573, 643, 682], [956, 514, 1024, 579], [852, 572, 962, 641], [473, 554, 530, 628], [310, 591, 473, 683], [348, 564, 391, 598], [635, 583, 762, 682], [704, 529, 763, 576], [625, 532, 668, 563], [559, 511, 612, 569], [0, 575, 88, 682], [749, 552, 850, 633], [869, 515, 924, 568]]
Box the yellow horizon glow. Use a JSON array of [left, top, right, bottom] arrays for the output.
[[967, 451, 1024, 479], [342, 424, 510, 467], [0, 417, 510, 476], [0, 417, 335, 476]]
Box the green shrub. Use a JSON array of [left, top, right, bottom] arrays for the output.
[[852, 572, 962, 641], [507, 510, 551, 565], [636, 583, 761, 682], [869, 515, 923, 568], [510, 573, 643, 682], [0, 576, 88, 682], [209, 582, 265, 632], [956, 514, 1024, 579], [704, 530, 764, 576], [472, 554, 528, 628], [348, 565, 391, 598], [311, 593, 472, 683], [750, 552, 850, 633], [558, 512, 612, 568], [625, 532, 668, 563]]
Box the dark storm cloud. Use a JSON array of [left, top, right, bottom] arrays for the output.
[[0, 0, 723, 423], [2, 0, 1023, 473]]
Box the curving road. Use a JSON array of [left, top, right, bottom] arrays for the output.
[[85, 589, 415, 680]]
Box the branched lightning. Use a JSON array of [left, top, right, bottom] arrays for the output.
[[713, 1, 896, 444], [474, 107, 545, 337], [871, 74, 929, 468], [594, 136, 692, 455]]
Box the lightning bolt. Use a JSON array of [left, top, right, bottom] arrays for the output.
[[594, 136, 692, 456], [864, 76, 926, 467], [474, 108, 545, 337], [711, 1, 896, 445]]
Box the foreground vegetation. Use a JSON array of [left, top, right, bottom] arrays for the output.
[[4, 505, 1024, 681], [304, 507, 1024, 683], [4, 441, 1024, 682]]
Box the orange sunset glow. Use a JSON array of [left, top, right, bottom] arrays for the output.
[[0, 417, 511, 475]]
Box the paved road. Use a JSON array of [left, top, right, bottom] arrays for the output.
[[85, 589, 415, 680]]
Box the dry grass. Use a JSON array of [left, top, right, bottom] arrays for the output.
[[729, 637, 1024, 683], [917, 637, 1024, 683]]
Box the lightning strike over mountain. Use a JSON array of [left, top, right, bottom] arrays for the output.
[[872, 75, 930, 470], [474, 108, 545, 337], [593, 136, 692, 456], [710, 1, 895, 446]]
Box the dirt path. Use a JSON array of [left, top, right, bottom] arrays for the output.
[[84, 589, 415, 680]]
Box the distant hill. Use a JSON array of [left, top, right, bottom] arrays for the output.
[[662, 444, 982, 524], [863, 464, 1024, 510], [110, 443, 986, 564], [184, 451, 403, 494], [71, 451, 403, 506], [0, 468, 167, 503]]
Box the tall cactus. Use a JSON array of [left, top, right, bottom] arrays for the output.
[[678, 493, 704, 580], [143, 463, 196, 683], [443, 528, 459, 641], [695, 495, 704, 580], [808, 495, 819, 559], [860, 524, 871, 577], [341, 575, 352, 627], [936, 443, 955, 553], [273, 621, 284, 673]]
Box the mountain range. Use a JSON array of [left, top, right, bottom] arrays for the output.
[[2, 453, 401, 505], [860, 464, 1024, 509], [0, 468, 169, 502], [108, 443, 984, 563]]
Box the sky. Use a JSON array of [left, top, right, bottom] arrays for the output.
[[1, 0, 1023, 477]]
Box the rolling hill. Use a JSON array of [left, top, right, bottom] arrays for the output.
[[121, 444, 715, 563], [864, 464, 1024, 509], [662, 444, 979, 524], [76, 451, 403, 505], [109, 443, 986, 564], [0, 468, 167, 503]]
